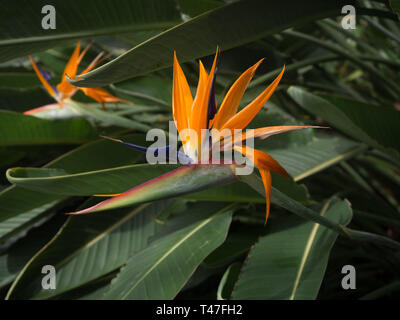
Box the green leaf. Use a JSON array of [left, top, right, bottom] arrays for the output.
[[0, 134, 146, 242], [72, 0, 354, 87], [0, 135, 152, 288], [6, 163, 309, 208], [103, 204, 233, 299], [68, 164, 239, 214], [6, 200, 170, 299], [6, 164, 238, 199], [231, 198, 352, 299], [268, 135, 365, 181], [244, 168, 400, 249], [186, 181, 267, 203], [7, 164, 178, 195], [177, 0, 223, 17], [319, 93, 400, 152], [0, 110, 96, 146], [288, 87, 400, 153], [0, 0, 181, 62], [112, 76, 172, 107], [0, 214, 67, 288], [66, 100, 151, 132], [0, 199, 61, 243], [0, 187, 60, 229]]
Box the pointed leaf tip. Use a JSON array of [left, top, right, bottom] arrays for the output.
[[66, 164, 239, 215]]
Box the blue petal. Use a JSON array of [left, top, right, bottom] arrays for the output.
[[101, 136, 192, 164], [38, 66, 51, 81], [38, 66, 59, 96]]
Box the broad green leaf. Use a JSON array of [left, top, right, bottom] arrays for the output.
[[0, 134, 146, 242], [319, 93, 400, 152], [268, 135, 365, 181], [231, 198, 352, 299], [0, 214, 67, 288], [0, 187, 63, 243], [0, 110, 96, 146], [6, 200, 171, 299], [150, 201, 230, 240], [103, 204, 233, 299], [6, 163, 309, 205], [239, 174, 353, 238], [6, 164, 238, 198], [288, 87, 400, 153], [68, 165, 239, 214], [0, 135, 151, 288], [186, 180, 267, 203], [7, 164, 180, 195], [235, 181, 397, 266], [113, 76, 172, 107], [66, 100, 151, 132], [72, 0, 355, 87], [0, 0, 181, 62], [0, 199, 61, 243], [177, 0, 223, 17]]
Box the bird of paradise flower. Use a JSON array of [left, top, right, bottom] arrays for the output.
[[68, 49, 320, 224], [26, 41, 128, 116]]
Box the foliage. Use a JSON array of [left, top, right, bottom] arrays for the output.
[[0, 0, 400, 300]]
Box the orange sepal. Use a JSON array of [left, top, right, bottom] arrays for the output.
[[190, 48, 219, 159], [56, 41, 82, 99], [212, 59, 264, 130], [79, 87, 128, 110], [172, 51, 193, 145], [233, 145, 289, 178], [259, 168, 272, 225], [29, 56, 57, 99], [221, 66, 285, 131]]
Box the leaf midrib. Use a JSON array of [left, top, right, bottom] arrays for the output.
[[120, 204, 233, 299], [7, 163, 180, 183], [0, 22, 179, 46], [289, 199, 331, 300]]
